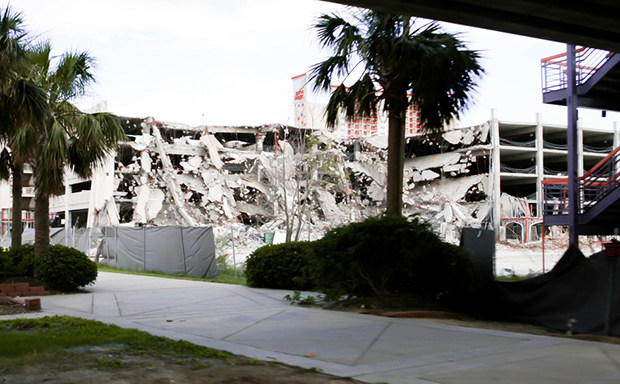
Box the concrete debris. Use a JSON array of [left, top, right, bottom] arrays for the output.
[[106, 118, 527, 250]]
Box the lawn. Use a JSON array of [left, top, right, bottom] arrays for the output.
[[97, 264, 247, 286], [0, 316, 359, 384]]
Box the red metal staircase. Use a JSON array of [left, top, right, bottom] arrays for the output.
[[541, 47, 620, 236], [542, 48, 620, 110], [543, 146, 620, 235]]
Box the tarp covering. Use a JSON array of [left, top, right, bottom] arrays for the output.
[[0, 228, 65, 248], [98, 226, 218, 279], [494, 245, 618, 336]]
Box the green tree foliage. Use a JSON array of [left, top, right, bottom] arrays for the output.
[[20, 41, 126, 257], [0, 6, 49, 247], [307, 215, 482, 308], [310, 9, 483, 216], [35, 245, 97, 290], [245, 242, 314, 290], [0, 244, 35, 277], [0, 251, 13, 277]]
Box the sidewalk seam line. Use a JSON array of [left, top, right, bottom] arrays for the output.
[[222, 309, 286, 340], [602, 347, 620, 371], [351, 322, 392, 366], [114, 293, 123, 317]]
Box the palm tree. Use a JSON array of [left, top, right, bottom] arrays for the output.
[[0, 6, 49, 247], [310, 9, 483, 216], [22, 41, 125, 257]]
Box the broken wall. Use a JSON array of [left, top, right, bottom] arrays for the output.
[[90, 117, 533, 245]]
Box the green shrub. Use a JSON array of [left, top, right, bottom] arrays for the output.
[[307, 215, 482, 307], [393, 241, 483, 308], [35, 245, 98, 291], [245, 242, 313, 290], [0, 251, 14, 277], [5, 244, 35, 276]]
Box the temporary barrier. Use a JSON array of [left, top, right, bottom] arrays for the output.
[[97, 226, 218, 279]]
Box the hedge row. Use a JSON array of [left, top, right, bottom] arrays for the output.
[[244, 215, 482, 309], [0, 244, 97, 291]]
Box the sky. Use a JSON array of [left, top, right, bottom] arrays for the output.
[[11, 0, 620, 130]]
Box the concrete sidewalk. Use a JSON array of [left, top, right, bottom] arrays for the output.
[[10, 272, 620, 383]]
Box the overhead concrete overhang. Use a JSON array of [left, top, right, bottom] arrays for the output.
[[324, 1, 620, 52]]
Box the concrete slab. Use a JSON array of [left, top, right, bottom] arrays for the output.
[[24, 272, 620, 383]]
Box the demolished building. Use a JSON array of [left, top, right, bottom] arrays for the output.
[[39, 109, 619, 250]]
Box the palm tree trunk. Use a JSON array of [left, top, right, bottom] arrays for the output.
[[11, 160, 23, 247], [34, 188, 50, 260], [385, 96, 407, 217]]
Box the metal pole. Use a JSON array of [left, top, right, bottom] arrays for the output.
[[231, 226, 237, 280], [180, 227, 187, 275], [114, 227, 118, 267], [605, 257, 616, 336], [542, 224, 545, 274], [64, 182, 69, 246], [105, 227, 110, 265], [567, 44, 580, 247], [143, 226, 146, 271]]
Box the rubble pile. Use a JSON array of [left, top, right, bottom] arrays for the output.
[[89, 118, 531, 252]]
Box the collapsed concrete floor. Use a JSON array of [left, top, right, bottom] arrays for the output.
[[86, 117, 537, 247]]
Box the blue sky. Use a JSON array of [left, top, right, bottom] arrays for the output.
[[13, 0, 620, 130]]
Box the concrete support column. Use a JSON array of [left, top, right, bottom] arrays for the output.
[[577, 119, 584, 177], [354, 141, 360, 161], [567, 45, 580, 247], [64, 180, 70, 246], [255, 134, 264, 154], [614, 122, 620, 179], [491, 108, 502, 231], [535, 113, 544, 218]]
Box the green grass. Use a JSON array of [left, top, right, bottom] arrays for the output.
[[0, 316, 231, 373], [97, 264, 246, 286]]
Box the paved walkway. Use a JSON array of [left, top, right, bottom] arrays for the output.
[[7, 272, 620, 383]]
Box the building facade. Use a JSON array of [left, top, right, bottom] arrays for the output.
[[292, 73, 423, 138]]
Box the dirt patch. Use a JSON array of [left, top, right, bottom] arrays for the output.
[[0, 295, 28, 315], [0, 346, 361, 384], [314, 294, 620, 343], [320, 293, 448, 314]]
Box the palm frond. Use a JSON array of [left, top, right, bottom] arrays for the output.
[[309, 12, 362, 92], [94, 112, 126, 145], [347, 73, 378, 117], [10, 123, 40, 161], [26, 40, 52, 86], [0, 6, 26, 89], [309, 55, 355, 92], [52, 50, 96, 102], [0, 147, 11, 180], [36, 119, 68, 195], [68, 112, 125, 178], [323, 74, 378, 127], [9, 77, 50, 128], [53, 99, 81, 127], [406, 29, 483, 131], [324, 84, 347, 127]]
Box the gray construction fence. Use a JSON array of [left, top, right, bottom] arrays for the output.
[[1, 226, 218, 279], [96, 226, 218, 279]]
